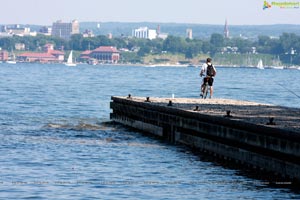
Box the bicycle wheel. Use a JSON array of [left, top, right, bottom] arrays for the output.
[[203, 83, 209, 99]]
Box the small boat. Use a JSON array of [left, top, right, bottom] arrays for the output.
[[257, 59, 264, 69], [6, 51, 17, 64], [269, 66, 284, 70], [88, 58, 98, 65], [65, 50, 76, 66], [187, 63, 196, 68], [6, 60, 17, 64]]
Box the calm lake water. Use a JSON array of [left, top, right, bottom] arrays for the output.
[[0, 63, 300, 199]]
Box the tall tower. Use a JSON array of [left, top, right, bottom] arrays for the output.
[[186, 29, 193, 39], [157, 24, 160, 36], [224, 19, 229, 38]]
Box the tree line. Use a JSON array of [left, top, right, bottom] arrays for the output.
[[0, 32, 300, 65]]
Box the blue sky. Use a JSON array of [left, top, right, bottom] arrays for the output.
[[1, 0, 300, 25]]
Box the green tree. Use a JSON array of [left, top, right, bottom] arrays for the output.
[[0, 37, 15, 50], [147, 38, 163, 54], [229, 37, 253, 54], [96, 35, 114, 46], [280, 33, 299, 53], [185, 46, 193, 59], [82, 37, 98, 50], [120, 51, 141, 63], [52, 36, 69, 50], [201, 41, 212, 54], [69, 34, 84, 50], [163, 35, 185, 53], [137, 45, 151, 56], [112, 37, 127, 49], [210, 33, 224, 47]]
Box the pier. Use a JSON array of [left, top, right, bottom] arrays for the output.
[[110, 96, 300, 181]]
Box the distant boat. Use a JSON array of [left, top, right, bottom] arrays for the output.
[[187, 63, 196, 68], [65, 50, 76, 67], [6, 51, 17, 64], [268, 56, 284, 69], [6, 60, 17, 64], [269, 66, 284, 70], [257, 59, 264, 69], [88, 58, 98, 65]]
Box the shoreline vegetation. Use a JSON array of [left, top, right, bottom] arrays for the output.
[[5, 61, 299, 70], [94, 51, 296, 69], [2, 31, 300, 67], [118, 53, 299, 69], [3, 51, 300, 69]]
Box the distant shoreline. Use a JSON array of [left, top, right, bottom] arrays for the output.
[[1, 61, 299, 70]]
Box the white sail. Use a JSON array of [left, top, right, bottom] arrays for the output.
[[65, 50, 76, 66], [257, 59, 264, 69], [67, 51, 73, 63]]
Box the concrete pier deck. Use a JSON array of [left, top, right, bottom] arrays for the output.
[[110, 96, 300, 181]]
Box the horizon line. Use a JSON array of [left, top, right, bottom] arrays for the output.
[[1, 21, 300, 27]]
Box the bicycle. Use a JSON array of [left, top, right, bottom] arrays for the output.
[[200, 76, 212, 99]]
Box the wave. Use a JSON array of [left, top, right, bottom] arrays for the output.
[[43, 119, 114, 131]]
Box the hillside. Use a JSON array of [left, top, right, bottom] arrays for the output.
[[80, 22, 300, 38], [2, 22, 300, 39]]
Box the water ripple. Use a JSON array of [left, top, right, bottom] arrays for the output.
[[0, 64, 299, 199]]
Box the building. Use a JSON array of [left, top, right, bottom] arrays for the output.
[[80, 46, 120, 64], [15, 43, 25, 51], [39, 26, 52, 36], [107, 33, 113, 39], [82, 29, 95, 38], [132, 27, 157, 40], [18, 53, 57, 63], [18, 44, 64, 63], [79, 50, 92, 63], [0, 50, 9, 61], [0, 32, 13, 38], [186, 29, 193, 39], [1, 25, 36, 37], [90, 46, 120, 63], [156, 24, 168, 40], [51, 20, 80, 40]]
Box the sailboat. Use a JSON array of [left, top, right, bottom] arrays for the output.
[[6, 51, 17, 64], [65, 50, 76, 66], [268, 56, 284, 69], [257, 59, 264, 69]]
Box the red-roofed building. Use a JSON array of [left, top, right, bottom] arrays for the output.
[[89, 46, 120, 63], [18, 53, 57, 62], [0, 50, 9, 61], [48, 50, 64, 61], [18, 43, 64, 63], [79, 50, 92, 63]]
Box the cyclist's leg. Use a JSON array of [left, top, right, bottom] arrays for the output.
[[208, 78, 214, 98]]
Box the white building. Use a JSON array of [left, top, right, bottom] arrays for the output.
[[132, 27, 157, 40], [1, 25, 37, 37]]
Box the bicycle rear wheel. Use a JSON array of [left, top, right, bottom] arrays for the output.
[[203, 83, 209, 99]]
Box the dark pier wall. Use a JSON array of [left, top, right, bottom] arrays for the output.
[[110, 97, 300, 181]]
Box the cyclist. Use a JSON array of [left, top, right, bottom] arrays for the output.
[[200, 58, 217, 98]]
